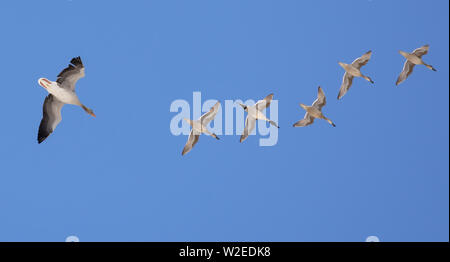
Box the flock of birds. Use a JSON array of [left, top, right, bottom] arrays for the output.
[[36, 45, 437, 156]]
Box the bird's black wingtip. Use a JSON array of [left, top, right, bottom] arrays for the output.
[[70, 56, 83, 67], [37, 132, 50, 144]]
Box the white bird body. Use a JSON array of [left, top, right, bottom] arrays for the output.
[[399, 51, 424, 65], [339, 63, 364, 78], [301, 105, 323, 119], [39, 78, 81, 106], [246, 106, 270, 122], [187, 119, 213, 136]]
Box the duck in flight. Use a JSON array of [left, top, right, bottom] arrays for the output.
[[240, 93, 279, 143], [182, 101, 221, 156], [396, 44, 436, 86], [294, 86, 336, 128], [37, 56, 95, 144], [337, 50, 374, 100]]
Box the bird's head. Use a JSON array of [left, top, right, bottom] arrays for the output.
[[87, 108, 96, 117], [38, 78, 52, 89], [239, 103, 248, 111], [299, 103, 308, 110]]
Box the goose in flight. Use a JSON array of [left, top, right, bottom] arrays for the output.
[[396, 44, 436, 86], [239, 93, 279, 143], [337, 50, 374, 100], [37, 56, 95, 143], [294, 86, 336, 128], [182, 101, 221, 156]]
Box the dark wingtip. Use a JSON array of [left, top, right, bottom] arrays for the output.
[[37, 130, 48, 144], [70, 56, 83, 67]]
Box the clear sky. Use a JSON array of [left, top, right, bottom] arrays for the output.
[[0, 0, 448, 242]]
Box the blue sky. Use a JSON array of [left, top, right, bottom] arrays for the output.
[[0, 0, 448, 242]]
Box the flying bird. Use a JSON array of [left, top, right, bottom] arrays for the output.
[[240, 93, 279, 143], [182, 101, 221, 156], [337, 50, 374, 100], [293, 86, 336, 128], [37, 56, 95, 143], [396, 44, 436, 86]]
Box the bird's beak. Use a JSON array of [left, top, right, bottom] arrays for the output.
[[299, 103, 307, 110], [399, 51, 407, 57], [338, 62, 345, 68], [38, 78, 51, 89], [239, 103, 246, 109], [90, 112, 96, 117]]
